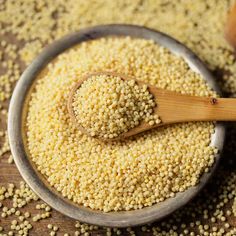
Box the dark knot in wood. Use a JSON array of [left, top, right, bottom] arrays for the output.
[[210, 98, 217, 105]]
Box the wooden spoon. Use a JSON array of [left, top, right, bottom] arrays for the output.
[[225, 3, 236, 48], [68, 72, 236, 141]]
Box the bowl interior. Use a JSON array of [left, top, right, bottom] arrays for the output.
[[8, 24, 225, 227]]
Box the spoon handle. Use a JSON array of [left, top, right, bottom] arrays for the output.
[[197, 97, 236, 121], [152, 88, 236, 123]]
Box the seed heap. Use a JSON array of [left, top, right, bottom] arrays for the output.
[[26, 37, 217, 212], [0, 0, 236, 235], [72, 74, 160, 139]]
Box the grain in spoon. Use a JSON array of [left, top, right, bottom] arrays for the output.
[[68, 72, 236, 141]]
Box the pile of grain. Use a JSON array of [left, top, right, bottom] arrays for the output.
[[26, 37, 216, 212]]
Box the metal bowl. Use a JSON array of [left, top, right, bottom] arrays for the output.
[[8, 24, 225, 227]]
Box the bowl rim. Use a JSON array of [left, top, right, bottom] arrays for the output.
[[8, 24, 225, 227]]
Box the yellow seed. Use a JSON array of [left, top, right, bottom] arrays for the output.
[[48, 224, 53, 229]]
